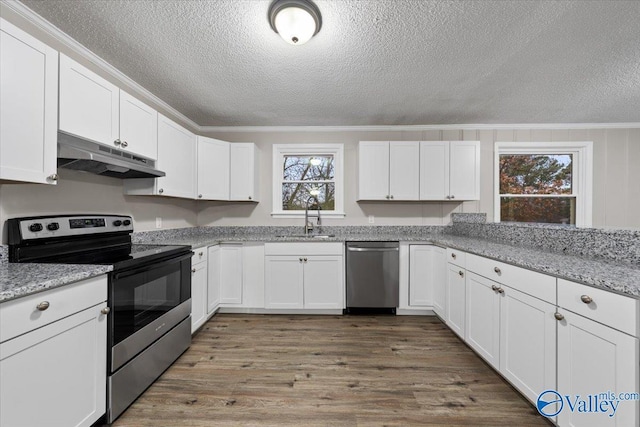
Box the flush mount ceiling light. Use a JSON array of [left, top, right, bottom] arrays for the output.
[[268, 0, 322, 45]]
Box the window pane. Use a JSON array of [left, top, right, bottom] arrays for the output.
[[282, 183, 335, 211], [499, 154, 572, 195], [500, 197, 576, 225], [283, 156, 334, 181]]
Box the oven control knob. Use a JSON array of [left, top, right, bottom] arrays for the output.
[[29, 223, 43, 232], [46, 222, 59, 231], [122, 219, 131, 226], [113, 220, 122, 227]]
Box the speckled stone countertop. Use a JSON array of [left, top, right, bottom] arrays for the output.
[[133, 226, 640, 299], [0, 246, 112, 303]]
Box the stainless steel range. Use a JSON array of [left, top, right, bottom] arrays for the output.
[[7, 214, 192, 424]]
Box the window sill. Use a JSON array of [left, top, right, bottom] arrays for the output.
[[271, 211, 346, 219]]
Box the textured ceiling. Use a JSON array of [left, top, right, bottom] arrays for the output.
[[20, 0, 640, 127]]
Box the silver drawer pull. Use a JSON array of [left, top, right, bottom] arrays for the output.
[[494, 267, 501, 275], [580, 295, 593, 304], [36, 301, 50, 311], [101, 307, 111, 315], [554, 312, 565, 321]]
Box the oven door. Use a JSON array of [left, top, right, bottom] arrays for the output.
[[110, 251, 192, 372]]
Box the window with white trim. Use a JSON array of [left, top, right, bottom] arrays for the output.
[[272, 144, 344, 218], [494, 142, 593, 227]]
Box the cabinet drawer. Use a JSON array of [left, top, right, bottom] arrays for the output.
[[558, 279, 639, 337], [466, 254, 555, 304], [446, 248, 466, 268], [192, 246, 209, 265], [0, 275, 107, 343], [265, 242, 343, 256]]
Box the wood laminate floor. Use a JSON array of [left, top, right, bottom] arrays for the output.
[[111, 314, 552, 426]]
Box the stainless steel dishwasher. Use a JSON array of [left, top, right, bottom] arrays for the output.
[[345, 242, 399, 314]]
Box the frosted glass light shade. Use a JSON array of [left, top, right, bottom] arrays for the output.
[[268, 0, 322, 46], [275, 6, 316, 45]]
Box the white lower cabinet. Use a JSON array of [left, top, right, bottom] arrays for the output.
[[219, 244, 243, 305], [407, 245, 446, 316], [207, 245, 221, 314], [191, 246, 209, 333], [465, 273, 500, 369], [264, 243, 344, 310], [0, 276, 107, 427], [446, 262, 466, 338]]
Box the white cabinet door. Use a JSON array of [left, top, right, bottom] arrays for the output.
[[0, 19, 58, 185], [207, 245, 221, 314], [419, 141, 448, 200], [241, 243, 265, 309], [449, 141, 480, 201], [119, 90, 158, 160], [220, 244, 243, 305], [446, 263, 466, 339], [409, 245, 435, 307], [303, 256, 343, 309], [358, 141, 390, 200], [500, 285, 556, 405], [191, 260, 208, 333], [465, 273, 500, 369], [230, 143, 259, 201], [388, 141, 420, 200], [59, 54, 119, 147], [156, 114, 197, 198], [197, 136, 229, 200], [432, 246, 447, 318], [0, 304, 107, 427], [264, 256, 304, 309], [557, 310, 639, 427]]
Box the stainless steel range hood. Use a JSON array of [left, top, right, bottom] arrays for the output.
[[57, 133, 165, 179]]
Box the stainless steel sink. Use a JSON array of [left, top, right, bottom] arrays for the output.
[[274, 234, 336, 239]]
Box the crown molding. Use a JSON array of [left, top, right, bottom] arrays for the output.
[[200, 122, 640, 133], [2, 0, 200, 132]]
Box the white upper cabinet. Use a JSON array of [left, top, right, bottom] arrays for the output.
[[59, 54, 158, 160], [155, 115, 196, 198], [420, 141, 480, 201], [230, 143, 259, 202], [119, 90, 158, 160], [0, 18, 58, 185], [358, 141, 419, 200], [197, 136, 230, 200], [59, 54, 119, 147]]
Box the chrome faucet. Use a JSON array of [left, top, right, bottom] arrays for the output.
[[304, 196, 321, 235]]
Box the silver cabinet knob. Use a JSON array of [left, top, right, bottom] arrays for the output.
[[385, 195, 390, 199], [450, 195, 455, 199], [114, 139, 121, 146], [199, 252, 204, 257], [101, 307, 111, 315], [192, 268, 196, 273], [580, 295, 593, 304], [494, 267, 501, 275], [390, 195, 394, 199], [47, 174, 58, 182], [198, 194, 203, 199], [299, 257, 303, 262], [458, 270, 464, 277], [554, 312, 565, 321], [248, 196, 252, 200], [491, 285, 499, 292], [451, 253, 457, 259], [158, 188, 164, 194], [497, 287, 505, 294], [36, 301, 50, 311], [304, 257, 308, 262], [120, 141, 128, 148]]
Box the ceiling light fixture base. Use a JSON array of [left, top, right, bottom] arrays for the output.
[[268, 0, 322, 45]]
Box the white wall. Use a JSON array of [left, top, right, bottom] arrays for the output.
[[199, 127, 640, 229]]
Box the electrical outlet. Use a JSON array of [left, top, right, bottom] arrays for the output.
[[368, 215, 375, 224], [156, 217, 162, 229]]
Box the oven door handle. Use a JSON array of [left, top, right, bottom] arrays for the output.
[[113, 252, 193, 280]]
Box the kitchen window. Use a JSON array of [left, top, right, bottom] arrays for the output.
[[272, 144, 344, 218], [494, 142, 593, 227]]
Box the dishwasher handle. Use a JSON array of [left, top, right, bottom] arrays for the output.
[[347, 247, 399, 252]]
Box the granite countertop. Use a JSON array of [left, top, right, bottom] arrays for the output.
[[2, 227, 640, 303], [0, 247, 112, 303], [134, 230, 640, 299]]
